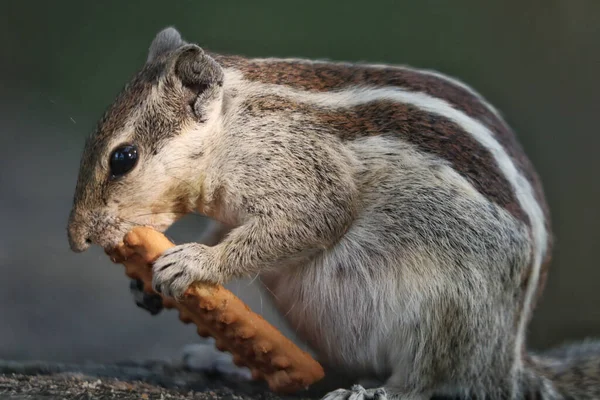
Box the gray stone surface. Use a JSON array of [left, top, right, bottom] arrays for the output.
[[0, 359, 316, 400]]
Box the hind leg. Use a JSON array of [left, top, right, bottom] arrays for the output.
[[316, 269, 521, 400], [322, 374, 433, 400], [323, 385, 392, 400]]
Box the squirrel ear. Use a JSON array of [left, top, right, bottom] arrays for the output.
[[147, 27, 186, 63], [174, 45, 224, 91]]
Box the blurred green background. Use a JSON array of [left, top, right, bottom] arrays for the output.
[[1, 0, 599, 364]]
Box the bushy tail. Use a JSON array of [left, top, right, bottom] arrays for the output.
[[525, 340, 600, 399]]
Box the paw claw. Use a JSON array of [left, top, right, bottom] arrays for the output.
[[157, 262, 174, 271], [373, 388, 387, 400], [129, 278, 143, 291], [129, 278, 163, 315], [323, 389, 350, 400]]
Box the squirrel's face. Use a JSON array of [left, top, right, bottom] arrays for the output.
[[67, 28, 224, 252]]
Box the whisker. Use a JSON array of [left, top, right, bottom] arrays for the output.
[[294, 298, 311, 336], [163, 171, 198, 193], [283, 300, 297, 317], [162, 155, 199, 166], [115, 218, 142, 228], [248, 272, 260, 286], [257, 277, 280, 302], [128, 211, 191, 219]]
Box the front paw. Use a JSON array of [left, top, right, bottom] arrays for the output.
[[152, 243, 216, 299]]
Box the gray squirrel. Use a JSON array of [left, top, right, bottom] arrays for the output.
[[67, 27, 600, 399]]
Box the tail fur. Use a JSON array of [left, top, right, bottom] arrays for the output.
[[525, 340, 600, 399]]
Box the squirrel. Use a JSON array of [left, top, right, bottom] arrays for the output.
[[67, 27, 600, 399]]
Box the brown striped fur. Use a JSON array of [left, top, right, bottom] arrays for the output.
[[242, 94, 528, 224], [214, 54, 552, 298]]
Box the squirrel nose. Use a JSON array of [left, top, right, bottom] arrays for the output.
[[67, 211, 92, 253]]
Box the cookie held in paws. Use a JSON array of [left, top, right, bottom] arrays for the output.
[[107, 226, 325, 394]]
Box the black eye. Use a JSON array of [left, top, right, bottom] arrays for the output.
[[109, 145, 138, 178]]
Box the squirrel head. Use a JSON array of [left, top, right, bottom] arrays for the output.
[[68, 27, 224, 252]]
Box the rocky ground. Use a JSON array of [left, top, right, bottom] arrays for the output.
[[0, 360, 329, 400]]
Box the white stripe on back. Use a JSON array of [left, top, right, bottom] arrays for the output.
[[249, 57, 505, 120]]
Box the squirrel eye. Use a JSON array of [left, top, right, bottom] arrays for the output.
[[109, 145, 138, 178]]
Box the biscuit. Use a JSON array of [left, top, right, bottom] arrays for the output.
[[108, 226, 324, 394]]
